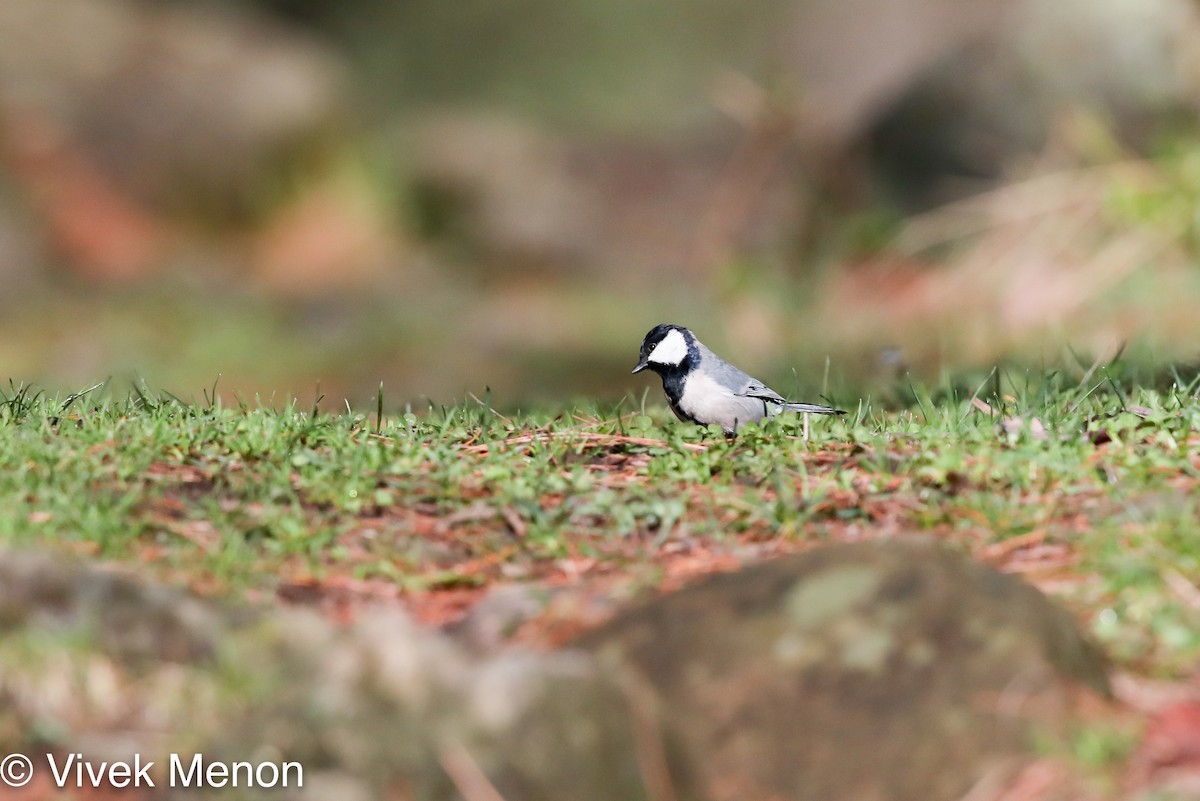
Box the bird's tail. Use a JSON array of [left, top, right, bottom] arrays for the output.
[[784, 402, 845, 416]]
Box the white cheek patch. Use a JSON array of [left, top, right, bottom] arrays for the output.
[[648, 329, 689, 365]]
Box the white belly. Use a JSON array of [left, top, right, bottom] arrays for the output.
[[678, 372, 769, 433]]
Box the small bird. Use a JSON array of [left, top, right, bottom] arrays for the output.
[[632, 323, 844, 436]]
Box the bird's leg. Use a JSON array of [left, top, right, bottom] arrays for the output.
[[804, 412, 810, 441]]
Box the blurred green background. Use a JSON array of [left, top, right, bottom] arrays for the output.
[[3, 0, 1200, 409]]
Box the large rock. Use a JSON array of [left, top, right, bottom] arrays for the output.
[[0, 541, 1107, 800], [0, 0, 351, 281], [577, 540, 1110, 801], [408, 113, 745, 282], [0, 552, 649, 801], [859, 0, 1200, 207], [0, 0, 345, 213]]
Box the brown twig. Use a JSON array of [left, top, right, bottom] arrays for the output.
[[618, 672, 680, 801], [437, 741, 508, 801]]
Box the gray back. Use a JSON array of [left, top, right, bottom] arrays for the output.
[[695, 340, 786, 403]]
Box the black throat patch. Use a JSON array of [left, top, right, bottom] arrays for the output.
[[660, 369, 695, 423], [645, 334, 701, 423]]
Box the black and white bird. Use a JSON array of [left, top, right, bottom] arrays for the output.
[[632, 323, 844, 436]]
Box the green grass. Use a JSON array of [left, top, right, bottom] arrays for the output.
[[2, 369, 1200, 675]]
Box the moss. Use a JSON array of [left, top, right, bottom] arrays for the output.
[[784, 564, 884, 628]]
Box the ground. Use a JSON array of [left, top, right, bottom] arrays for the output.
[[3, 371, 1200, 798]]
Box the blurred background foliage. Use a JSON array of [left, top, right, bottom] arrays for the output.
[[3, 0, 1200, 409]]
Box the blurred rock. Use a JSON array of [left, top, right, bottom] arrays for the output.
[[577, 539, 1110, 801], [783, 0, 1010, 151], [447, 583, 557, 651], [0, 550, 245, 668], [407, 0, 1200, 276], [448, 581, 623, 652], [0, 0, 349, 282], [0, 549, 649, 801], [0, 0, 346, 212], [409, 113, 795, 280], [1025, 0, 1200, 107], [861, 0, 1200, 207], [410, 114, 591, 271], [2, 0, 1191, 287], [0, 541, 1108, 800]]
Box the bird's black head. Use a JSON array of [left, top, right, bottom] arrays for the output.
[[632, 323, 697, 375]]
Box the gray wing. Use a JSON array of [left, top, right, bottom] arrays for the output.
[[738, 379, 788, 405], [740, 378, 842, 415], [695, 342, 786, 405], [695, 341, 843, 419]]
